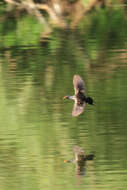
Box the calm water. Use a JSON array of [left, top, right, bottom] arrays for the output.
[[0, 29, 127, 190]]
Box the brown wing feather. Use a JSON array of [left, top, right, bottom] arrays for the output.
[[73, 75, 85, 95], [72, 99, 85, 117]]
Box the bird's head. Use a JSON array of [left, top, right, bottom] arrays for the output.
[[64, 160, 72, 163], [63, 96, 70, 100], [63, 96, 75, 100]]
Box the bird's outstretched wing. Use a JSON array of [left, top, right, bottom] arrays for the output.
[[73, 75, 85, 95], [72, 100, 85, 117]]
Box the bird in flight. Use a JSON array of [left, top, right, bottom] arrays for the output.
[[64, 75, 94, 117]]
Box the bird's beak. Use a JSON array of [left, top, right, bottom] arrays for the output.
[[63, 96, 67, 99], [64, 160, 70, 163]]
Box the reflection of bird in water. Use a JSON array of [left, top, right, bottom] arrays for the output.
[[64, 75, 94, 117], [64, 146, 95, 176]]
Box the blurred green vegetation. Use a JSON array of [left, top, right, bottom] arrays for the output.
[[0, 2, 127, 50]]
